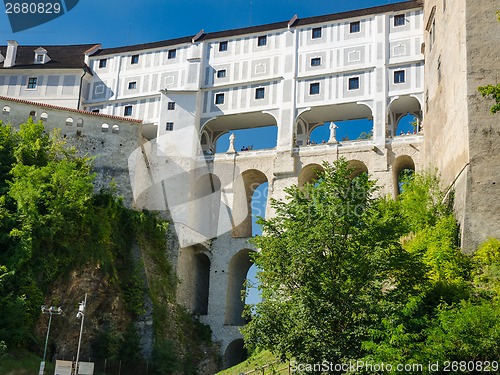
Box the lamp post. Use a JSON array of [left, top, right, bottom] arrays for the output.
[[74, 293, 87, 375], [39, 305, 62, 375]]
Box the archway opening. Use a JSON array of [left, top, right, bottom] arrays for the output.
[[298, 163, 325, 188], [190, 173, 221, 240], [393, 156, 415, 196], [193, 253, 210, 315], [348, 160, 369, 179], [202, 112, 278, 154], [233, 169, 268, 238], [224, 339, 247, 369], [225, 249, 255, 326], [388, 96, 422, 137], [176, 246, 211, 315], [395, 113, 418, 136], [296, 103, 373, 145]]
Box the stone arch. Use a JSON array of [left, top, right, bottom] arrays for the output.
[[387, 96, 422, 137], [224, 338, 247, 368], [393, 155, 415, 196], [294, 118, 308, 146], [298, 163, 324, 187], [348, 160, 369, 178], [297, 102, 374, 144], [176, 246, 211, 315], [202, 112, 277, 153], [225, 248, 255, 325], [189, 173, 221, 239], [232, 169, 268, 238]]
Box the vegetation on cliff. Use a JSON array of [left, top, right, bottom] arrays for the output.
[[242, 158, 500, 374], [0, 120, 217, 374]]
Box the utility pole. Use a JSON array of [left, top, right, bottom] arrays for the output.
[[39, 306, 62, 375], [74, 293, 87, 375]]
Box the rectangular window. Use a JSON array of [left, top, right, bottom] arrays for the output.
[[27, 77, 37, 89], [257, 35, 267, 47], [168, 49, 176, 59], [36, 54, 44, 62], [131, 54, 139, 64], [128, 81, 137, 90], [309, 82, 320, 95], [348, 77, 360, 90], [215, 93, 225, 105], [255, 87, 265, 100], [312, 27, 322, 39], [394, 14, 406, 27], [165, 122, 174, 131], [99, 59, 107, 68], [219, 41, 228, 52], [311, 57, 321, 67], [124, 105, 133, 116], [167, 102, 176, 110], [350, 21, 360, 33], [217, 69, 226, 78], [91, 109, 100, 113], [394, 70, 405, 84]]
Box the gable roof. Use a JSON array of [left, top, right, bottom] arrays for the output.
[[0, 44, 98, 69]]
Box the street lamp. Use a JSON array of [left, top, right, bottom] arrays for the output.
[[74, 293, 87, 375], [39, 305, 63, 375]]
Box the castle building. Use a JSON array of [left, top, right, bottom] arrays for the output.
[[1, 0, 499, 368]]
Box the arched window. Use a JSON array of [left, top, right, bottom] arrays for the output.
[[2, 105, 10, 115], [40, 112, 48, 121], [66, 117, 73, 126], [112, 125, 119, 133], [29, 110, 36, 119], [101, 123, 109, 132], [76, 118, 84, 127]]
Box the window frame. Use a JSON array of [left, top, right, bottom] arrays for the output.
[[255, 87, 265, 100], [27, 77, 38, 89], [216, 69, 227, 78], [167, 49, 177, 59], [165, 122, 174, 131], [99, 59, 107, 68], [394, 70, 405, 84], [312, 27, 322, 39], [348, 77, 360, 90], [394, 14, 406, 27], [257, 35, 267, 47], [167, 102, 176, 110], [124, 105, 133, 116], [349, 21, 361, 33], [215, 93, 225, 105], [128, 81, 137, 90], [309, 82, 320, 95], [311, 57, 322, 67], [131, 54, 139, 64], [36, 54, 44, 63], [219, 41, 228, 52]]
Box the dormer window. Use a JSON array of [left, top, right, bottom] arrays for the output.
[[34, 47, 50, 64]]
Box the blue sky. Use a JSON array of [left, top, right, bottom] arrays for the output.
[[2, 0, 409, 47]]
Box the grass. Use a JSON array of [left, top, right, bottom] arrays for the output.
[[0, 350, 55, 375], [216, 350, 290, 375]]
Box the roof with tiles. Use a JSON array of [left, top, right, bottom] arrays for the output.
[[94, 0, 422, 56], [0, 96, 143, 123], [0, 44, 99, 69]]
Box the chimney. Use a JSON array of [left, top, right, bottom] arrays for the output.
[[4, 40, 19, 68]]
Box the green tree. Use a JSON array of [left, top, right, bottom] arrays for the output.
[[242, 159, 418, 365]]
